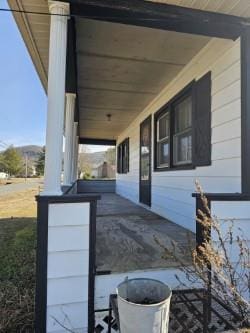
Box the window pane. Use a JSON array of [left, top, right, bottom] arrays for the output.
[[141, 125, 150, 155], [158, 113, 169, 140], [141, 155, 150, 180], [174, 96, 192, 133], [119, 145, 123, 172], [157, 139, 169, 167], [122, 143, 126, 173], [174, 132, 192, 165]]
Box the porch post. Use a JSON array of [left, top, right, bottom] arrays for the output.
[[63, 93, 76, 185], [42, 1, 69, 195], [74, 135, 79, 180], [71, 122, 78, 182]]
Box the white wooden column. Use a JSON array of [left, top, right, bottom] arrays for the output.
[[63, 93, 76, 185], [71, 122, 78, 183], [43, 1, 69, 195], [74, 135, 79, 180]]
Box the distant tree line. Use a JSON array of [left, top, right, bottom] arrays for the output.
[[0, 146, 45, 177], [35, 147, 45, 176]]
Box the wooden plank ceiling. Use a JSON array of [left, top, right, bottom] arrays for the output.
[[76, 19, 209, 139], [8, 0, 250, 140], [150, 0, 250, 17]]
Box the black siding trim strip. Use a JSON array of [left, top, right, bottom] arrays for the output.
[[66, 18, 77, 94], [95, 270, 112, 275], [88, 200, 97, 333], [36, 194, 101, 203], [35, 200, 49, 333], [192, 192, 250, 201], [241, 30, 250, 194]]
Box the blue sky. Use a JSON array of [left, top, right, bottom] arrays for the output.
[[0, 0, 47, 148], [0, 1, 108, 153]]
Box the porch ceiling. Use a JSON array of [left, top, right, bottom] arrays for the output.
[[76, 19, 209, 140], [8, 0, 250, 139]]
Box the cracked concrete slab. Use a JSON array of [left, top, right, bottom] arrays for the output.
[[96, 193, 195, 273]]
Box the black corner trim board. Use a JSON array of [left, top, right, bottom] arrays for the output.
[[35, 194, 100, 333], [65, 17, 80, 123], [241, 28, 250, 194], [35, 199, 49, 333], [88, 200, 97, 333], [66, 18, 77, 94]]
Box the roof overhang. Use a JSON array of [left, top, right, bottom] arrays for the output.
[[8, 0, 49, 91], [8, 0, 250, 141]]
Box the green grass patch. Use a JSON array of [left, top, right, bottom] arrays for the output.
[[0, 218, 36, 332]]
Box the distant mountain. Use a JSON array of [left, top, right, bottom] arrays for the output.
[[15, 145, 43, 162], [2, 145, 111, 167], [79, 151, 106, 166]]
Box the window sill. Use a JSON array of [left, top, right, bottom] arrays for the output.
[[154, 164, 195, 172]]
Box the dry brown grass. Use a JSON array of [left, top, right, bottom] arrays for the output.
[[0, 187, 39, 219], [0, 186, 39, 332], [0, 177, 41, 186]]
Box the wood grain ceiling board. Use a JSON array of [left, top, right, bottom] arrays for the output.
[[76, 18, 209, 139]]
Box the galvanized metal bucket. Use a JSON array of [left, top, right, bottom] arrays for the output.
[[117, 278, 172, 333]]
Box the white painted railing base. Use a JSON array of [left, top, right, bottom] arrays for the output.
[[47, 202, 90, 333]]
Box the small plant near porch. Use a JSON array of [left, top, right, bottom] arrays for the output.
[[156, 182, 250, 330]]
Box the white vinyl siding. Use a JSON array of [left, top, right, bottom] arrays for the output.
[[211, 201, 250, 301], [47, 202, 90, 333], [117, 38, 241, 232], [95, 268, 198, 310]]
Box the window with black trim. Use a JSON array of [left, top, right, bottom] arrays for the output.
[[156, 111, 170, 168], [173, 95, 192, 166], [154, 72, 211, 171], [117, 138, 129, 174], [155, 91, 192, 169]]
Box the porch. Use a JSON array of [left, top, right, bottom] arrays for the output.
[[10, 0, 250, 332], [84, 184, 195, 274]]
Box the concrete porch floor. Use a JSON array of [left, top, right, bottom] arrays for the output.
[[95, 193, 195, 274]]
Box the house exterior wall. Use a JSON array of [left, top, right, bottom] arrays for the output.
[[211, 201, 250, 301], [211, 201, 250, 262], [46, 202, 90, 333], [116, 38, 241, 232], [95, 268, 198, 310]]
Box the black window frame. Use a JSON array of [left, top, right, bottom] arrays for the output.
[[117, 138, 129, 174], [154, 81, 195, 172]]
